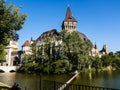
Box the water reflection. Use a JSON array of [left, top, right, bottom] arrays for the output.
[[88, 72, 92, 80], [71, 71, 120, 89], [0, 73, 16, 86], [0, 73, 72, 90], [0, 71, 120, 89], [0, 73, 41, 90]]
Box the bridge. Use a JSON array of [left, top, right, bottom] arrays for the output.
[[0, 66, 20, 72]]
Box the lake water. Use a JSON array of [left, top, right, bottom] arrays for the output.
[[0, 70, 120, 90], [71, 70, 120, 89], [0, 73, 72, 90]]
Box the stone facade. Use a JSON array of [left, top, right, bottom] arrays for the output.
[[36, 29, 62, 55], [91, 44, 109, 57], [22, 40, 32, 55], [5, 39, 18, 66]]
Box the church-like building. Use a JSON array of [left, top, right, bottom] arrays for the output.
[[22, 6, 89, 56]]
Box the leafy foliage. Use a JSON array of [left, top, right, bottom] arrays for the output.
[[19, 30, 93, 74], [51, 60, 72, 74], [19, 29, 120, 74], [91, 56, 102, 69], [0, 0, 27, 62], [0, 44, 6, 62], [60, 30, 92, 71]]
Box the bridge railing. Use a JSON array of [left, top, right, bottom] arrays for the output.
[[0, 66, 20, 72], [42, 80, 120, 90], [65, 84, 120, 90]]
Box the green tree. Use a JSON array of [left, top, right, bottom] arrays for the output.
[[51, 59, 72, 74], [110, 51, 120, 69], [112, 57, 120, 69], [0, 0, 27, 61], [101, 55, 112, 67], [13, 56, 20, 66], [60, 30, 92, 71], [91, 56, 102, 70], [114, 51, 120, 57], [0, 45, 6, 64], [19, 30, 92, 74]]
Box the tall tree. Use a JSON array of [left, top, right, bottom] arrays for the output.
[[60, 30, 92, 71], [0, 0, 27, 44], [0, 0, 27, 61], [0, 45, 6, 63]]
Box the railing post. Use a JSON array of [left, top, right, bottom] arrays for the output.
[[40, 74, 42, 90], [40, 80, 120, 90], [54, 81, 56, 90], [78, 85, 81, 90]]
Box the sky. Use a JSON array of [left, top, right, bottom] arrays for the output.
[[8, 0, 120, 52]]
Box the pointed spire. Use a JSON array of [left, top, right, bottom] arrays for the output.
[[31, 37, 33, 41], [64, 5, 77, 22], [62, 5, 77, 32], [22, 40, 31, 47], [68, 4, 70, 7], [66, 5, 72, 19], [94, 43, 98, 49]]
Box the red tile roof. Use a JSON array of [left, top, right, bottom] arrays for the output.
[[22, 40, 31, 47]]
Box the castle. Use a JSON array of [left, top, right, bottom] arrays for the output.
[[22, 6, 109, 57], [4, 6, 109, 66]]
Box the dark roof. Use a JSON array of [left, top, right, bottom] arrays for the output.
[[94, 43, 98, 49], [36, 29, 59, 41], [22, 40, 31, 47], [77, 31, 88, 41], [100, 45, 107, 53], [64, 6, 77, 22]]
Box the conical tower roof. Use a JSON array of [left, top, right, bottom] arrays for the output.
[[94, 43, 98, 49], [64, 6, 77, 22], [22, 40, 31, 47]]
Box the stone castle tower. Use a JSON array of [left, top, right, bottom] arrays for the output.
[[62, 5, 77, 33], [5, 39, 18, 66]]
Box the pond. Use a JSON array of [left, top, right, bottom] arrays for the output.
[[0, 70, 120, 90], [0, 73, 72, 90], [71, 70, 120, 89]]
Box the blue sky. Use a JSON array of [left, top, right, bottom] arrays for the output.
[[9, 0, 120, 52]]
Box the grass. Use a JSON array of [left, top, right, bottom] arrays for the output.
[[0, 83, 5, 86], [0, 82, 10, 87]]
